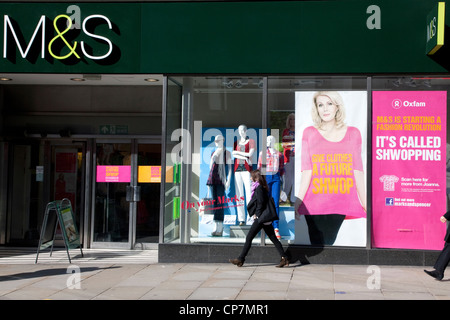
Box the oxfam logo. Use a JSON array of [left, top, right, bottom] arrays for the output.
[[392, 99, 402, 109], [391, 98, 426, 109]]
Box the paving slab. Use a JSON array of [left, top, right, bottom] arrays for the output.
[[1, 248, 450, 301]]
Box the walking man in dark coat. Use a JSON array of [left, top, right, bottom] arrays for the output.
[[424, 211, 450, 280]]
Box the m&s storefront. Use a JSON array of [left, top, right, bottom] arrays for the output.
[[0, 0, 450, 265]]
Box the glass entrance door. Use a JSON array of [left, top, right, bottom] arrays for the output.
[[91, 139, 161, 249], [135, 140, 161, 246], [92, 140, 133, 248]]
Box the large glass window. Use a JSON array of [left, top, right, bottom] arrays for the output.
[[268, 76, 368, 247], [162, 75, 450, 251], [163, 75, 370, 247], [164, 76, 264, 244], [163, 78, 183, 243]]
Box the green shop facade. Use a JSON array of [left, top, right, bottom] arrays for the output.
[[0, 0, 450, 265]]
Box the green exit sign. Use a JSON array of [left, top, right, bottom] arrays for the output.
[[426, 2, 445, 55], [99, 125, 128, 135]]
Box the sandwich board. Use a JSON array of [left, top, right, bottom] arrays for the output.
[[35, 198, 83, 263]]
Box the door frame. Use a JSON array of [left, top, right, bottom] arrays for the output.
[[90, 137, 161, 249], [134, 138, 162, 249], [49, 140, 87, 248], [90, 138, 133, 249]]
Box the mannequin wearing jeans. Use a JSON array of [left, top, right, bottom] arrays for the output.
[[232, 125, 255, 225], [258, 135, 284, 239]]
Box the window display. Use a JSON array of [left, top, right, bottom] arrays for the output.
[[161, 76, 369, 246], [198, 126, 262, 239], [165, 77, 264, 243], [161, 75, 450, 252]]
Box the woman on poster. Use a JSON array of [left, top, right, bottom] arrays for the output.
[[294, 91, 366, 245]]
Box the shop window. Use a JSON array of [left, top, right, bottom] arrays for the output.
[[163, 75, 370, 247], [268, 76, 368, 247], [164, 76, 263, 243], [163, 78, 183, 243], [163, 75, 450, 250]]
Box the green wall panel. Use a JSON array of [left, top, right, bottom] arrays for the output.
[[0, 1, 448, 74], [140, 0, 448, 74]]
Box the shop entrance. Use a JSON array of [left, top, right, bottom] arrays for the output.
[[92, 139, 161, 249], [6, 140, 86, 247]]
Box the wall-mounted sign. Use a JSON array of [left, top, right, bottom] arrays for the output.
[[0, 1, 448, 74], [36, 166, 44, 181], [0, 3, 141, 73], [96, 165, 131, 183], [426, 2, 445, 55], [138, 166, 161, 183], [99, 125, 128, 135]]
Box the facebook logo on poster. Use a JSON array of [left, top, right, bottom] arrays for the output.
[[385, 198, 394, 206]]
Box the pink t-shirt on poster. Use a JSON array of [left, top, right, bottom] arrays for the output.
[[298, 126, 366, 219]]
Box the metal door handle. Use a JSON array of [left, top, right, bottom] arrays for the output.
[[126, 186, 141, 202]]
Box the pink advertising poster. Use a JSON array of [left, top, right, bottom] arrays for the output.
[[372, 91, 447, 250], [96, 165, 131, 183]]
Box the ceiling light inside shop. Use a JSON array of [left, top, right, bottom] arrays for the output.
[[0, 77, 12, 81], [145, 78, 159, 82]]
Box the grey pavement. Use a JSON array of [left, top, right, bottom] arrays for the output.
[[0, 247, 449, 300]]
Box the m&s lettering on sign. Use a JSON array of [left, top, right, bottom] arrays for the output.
[[426, 2, 445, 55], [3, 5, 118, 63]]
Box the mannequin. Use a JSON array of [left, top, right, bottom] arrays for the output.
[[282, 113, 295, 204], [232, 125, 255, 225], [206, 135, 232, 236], [258, 135, 284, 239]]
